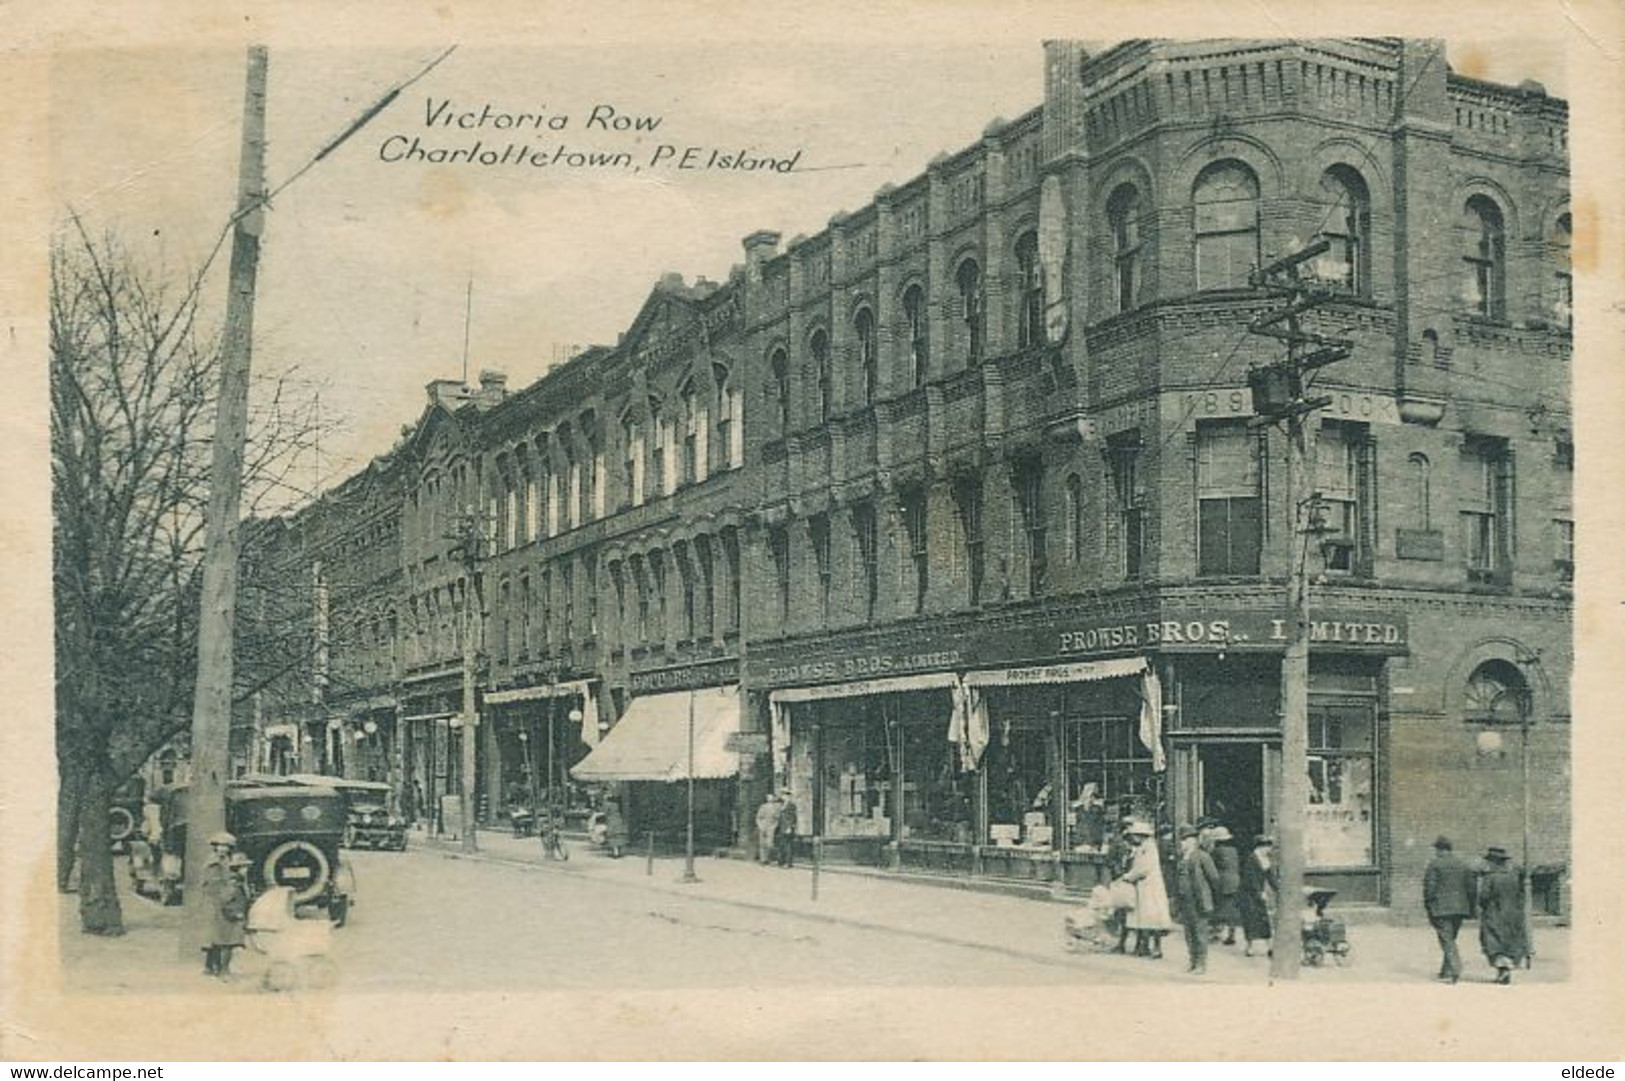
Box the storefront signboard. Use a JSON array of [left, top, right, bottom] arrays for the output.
[[749, 608, 1406, 687], [628, 656, 740, 695]]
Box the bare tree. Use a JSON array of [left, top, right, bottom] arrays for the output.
[[51, 220, 323, 935]]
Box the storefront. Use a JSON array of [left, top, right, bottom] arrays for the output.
[[484, 680, 600, 828], [751, 602, 1405, 900], [573, 665, 742, 849]]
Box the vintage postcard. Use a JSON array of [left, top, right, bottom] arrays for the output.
[[3, 0, 1623, 1062]]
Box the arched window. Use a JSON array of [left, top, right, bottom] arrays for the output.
[[902, 284, 928, 387], [1066, 473, 1085, 562], [1553, 212, 1573, 330], [769, 348, 790, 433], [1408, 452, 1431, 531], [809, 328, 832, 421], [1015, 232, 1044, 348], [956, 258, 984, 364], [1462, 659, 1531, 724], [1320, 166, 1370, 294], [1107, 184, 1142, 313], [715, 368, 743, 470], [854, 306, 878, 405], [621, 412, 644, 508], [1462, 195, 1506, 320], [1193, 161, 1260, 291]]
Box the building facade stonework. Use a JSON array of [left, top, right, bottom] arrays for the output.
[[249, 38, 1571, 916]]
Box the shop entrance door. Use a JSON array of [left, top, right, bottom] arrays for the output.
[[1196, 742, 1267, 845]]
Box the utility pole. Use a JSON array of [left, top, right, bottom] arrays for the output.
[[1247, 238, 1351, 982], [182, 46, 268, 953], [450, 508, 488, 853]]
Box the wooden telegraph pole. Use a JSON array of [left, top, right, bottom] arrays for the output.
[[183, 46, 268, 951], [1247, 239, 1350, 981]]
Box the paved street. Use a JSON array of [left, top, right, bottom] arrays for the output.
[[62, 831, 1570, 994]]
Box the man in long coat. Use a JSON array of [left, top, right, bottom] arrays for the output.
[[1478, 845, 1530, 984], [1422, 835, 1476, 983], [1174, 825, 1220, 974], [775, 790, 799, 868], [199, 832, 249, 977], [754, 791, 781, 864]]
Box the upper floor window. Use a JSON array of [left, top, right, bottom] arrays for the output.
[[1552, 212, 1573, 330], [585, 424, 606, 521], [1196, 420, 1262, 576], [1015, 232, 1044, 349], [810, 329, 832, 422], [676, 543, 697, 642], [1065, 473, 1085, 564], [852, 502, 879, 622], [951, 475, 984, 607], [1462, 660, 1530, 724], [1014, 460, 1047, 597], [1315, 421, 1370, 575], [809, 514, 832, 624], [1194, 161, 1260, 291], [716, 373, 743, 469], [1108, 184, 1142, 313], [901, 488, 929, 614], [1108, 435, 1144, 580], [721, 527, 742, 633], [1460, 436, 1513, 584], [956, 259, 984, 365], [768, 526, 791, 627], [770, 348, 791, 434], [1462, 195, 1507, 320], [622, 415, 645, 508], [902, 284, 928, 388], [681, 381, 708, 486], [1320, 166, 1370, 295], [854, 307, 878, 405]]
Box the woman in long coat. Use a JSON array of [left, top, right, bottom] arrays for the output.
[[1236, 835, 1278, 956], [1119, 823, 1173, 958], [199, 840, 249, 977], [1209, 827, 1243, 945], [603, 795, 630, 858], [1477, 846, 1530, 984]]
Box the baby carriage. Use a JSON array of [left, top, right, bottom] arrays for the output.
[[247, 885, 339, 991], [1063, 885, 1123, 954], [1299, 886, 1352, 966]]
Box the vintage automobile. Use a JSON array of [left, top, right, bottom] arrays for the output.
[[108, 776, 146, 853], [138, 777, 356, 925], [288, 775, 407, 851]]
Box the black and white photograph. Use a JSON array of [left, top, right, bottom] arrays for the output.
[[4, 0, 1623, 1063]]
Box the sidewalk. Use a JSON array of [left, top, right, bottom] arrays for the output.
[[416, 826, 1571, 985]]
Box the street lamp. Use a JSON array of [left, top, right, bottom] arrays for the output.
[[680, 687, 699, 884]]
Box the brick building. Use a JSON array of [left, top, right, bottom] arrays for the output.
[[250, 38, 1571, 915]]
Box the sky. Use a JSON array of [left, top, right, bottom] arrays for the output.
[[47, 35, 1569, 510]]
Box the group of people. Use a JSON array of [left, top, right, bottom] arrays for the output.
[[1105, 817, 1278, 975], [754, 789, 799, 867], [1423, 835, 1531, 985]]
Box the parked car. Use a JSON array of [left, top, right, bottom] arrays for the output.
[[109, 776, 145, 854], [287, 775, 407, 851], [137, 777, 356, 925]]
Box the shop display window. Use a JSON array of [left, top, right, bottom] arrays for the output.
[[984, 720, 1050, 847], [1064, 715, 1155, 844], [898, 721, 972, 843], [812, 720, 894, 840], [1305, 702, 1375, 867]]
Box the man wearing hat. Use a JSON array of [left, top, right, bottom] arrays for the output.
[[1422, 835, 1476, 983], [1477, 845, 1529, 984], [1174, 824, 1220, 974], [775, 788, 799, 868]]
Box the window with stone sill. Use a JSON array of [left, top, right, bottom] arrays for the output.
[[956, 259, 984, 365], [855, 307, 878, 405], [1461, 195, 1507, 321], [1108, 183, 1143, 314], [902, 284, 928, 388], [1194, 161, 1260, 292], [1015, 232, 1044, 349]]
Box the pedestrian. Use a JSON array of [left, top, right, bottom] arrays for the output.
[[603, 794, 629, 859], [1174, 824, 1220, 974], [776, 789, 799, 868], [1208, 825, 1243, 945], [755, 790, 781, 864], [1236, 834, 1278, 957], [1422, 835, 1476, 983], [1477, 845, 1530, 985], [1117, 820, 1172, 959], [199, 832, 249, 978]]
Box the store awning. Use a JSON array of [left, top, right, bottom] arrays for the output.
[[962, 656, 1148, 687], [571, 685, 741, 783], [768, 671, 959, 704]]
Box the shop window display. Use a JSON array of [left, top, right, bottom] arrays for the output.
[[1305, 703, 1375, 867], [983, 720, 1050, 846]]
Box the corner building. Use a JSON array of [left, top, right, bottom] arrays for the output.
[[251, 38, 1571, 917]]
